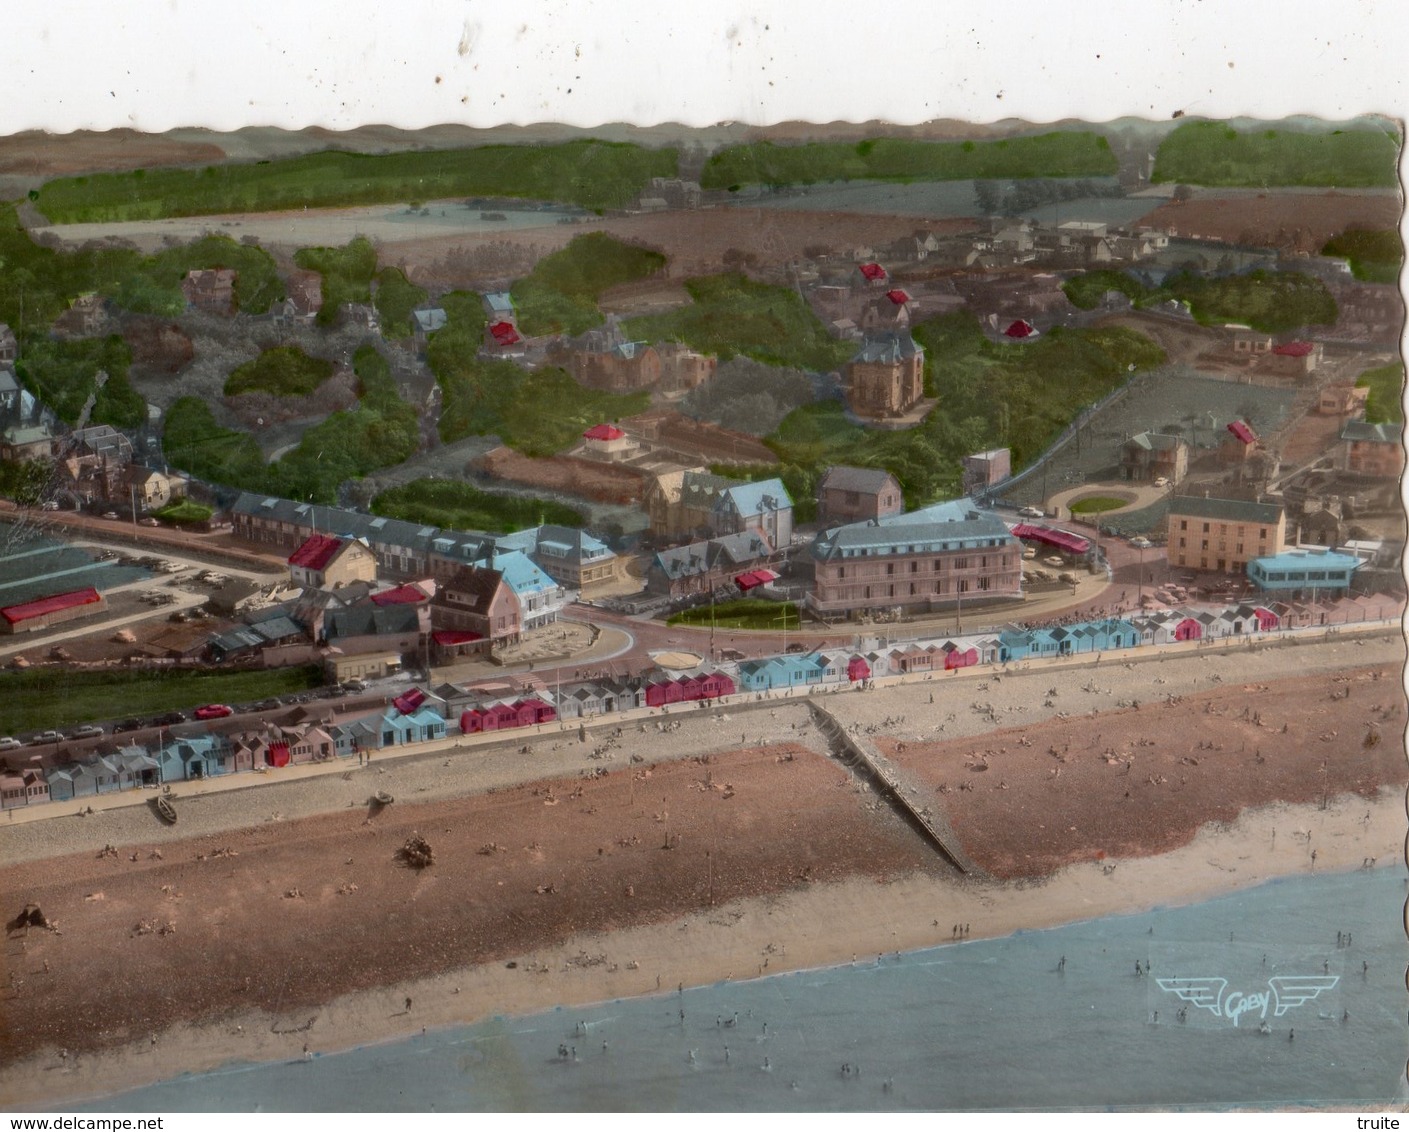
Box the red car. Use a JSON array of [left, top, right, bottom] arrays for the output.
[[194, 704, 234, 720]]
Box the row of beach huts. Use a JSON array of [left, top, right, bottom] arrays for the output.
[[2, 594, 1398, 810]]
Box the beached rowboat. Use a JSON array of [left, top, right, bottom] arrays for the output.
[[373, 790, 394, 806], [155, 796, 177, 824]]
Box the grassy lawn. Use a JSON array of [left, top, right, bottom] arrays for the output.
[[162, 397, 267, 488], [1321, 228, 1403, 284], [152, 499, 214, 524], [371, 479, 585, 533], [701, 132, 1116, 190], [1069, 496, 1128, 514], [429, 291, 649, 454], [1152, 122, 1400, 188], [1062, 269, 1149, 310], [34, 141, 679, 222], [15, 334, 144, 428], [667, 599, 801, 630], [1356, 362, 1404, 424], [0, 666, 325, 735], [624, 273, 854, 372], [510, 233, 666, 337], [224, 346, 335, 397]]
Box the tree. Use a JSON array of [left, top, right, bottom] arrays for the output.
[[1172, 184, 1195, 204]]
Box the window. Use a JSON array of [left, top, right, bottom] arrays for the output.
[[1201, 540, 1209, 551], [910, 561, 919, 572], [1201, 558, 1208, 568], [1180, 520, 1188, 531], [978, 576, 991, 590], [957, 579, 969, 593], [1236, 543, 1244, 554], [1202, 523, 1210, 533], [886, 563, 895, 575], [1259, 528, 1267, 538], [1178, 537, 1186, 548]]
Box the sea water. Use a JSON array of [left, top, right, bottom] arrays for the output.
[[75, 866, 1407, 1112]]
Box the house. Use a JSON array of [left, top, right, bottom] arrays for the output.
[[647, 531, 773, 598], [0, 323, 16, 365], [580, 423, 639, 462], [288, 533, 378, 590], [1229, 326, 1273, 355], [494, 525, 618, 590], [817, 466, 904, 525], [123, 466, 187, 511], [858, 291, 912, 333], [1, 587, 107, 634], [52, 292, 105, 336], [571, 339, 661, 393], [713, 478, 793, 549], [807, 498, 1022, 618], [482, 292, 516, 323], [645, 469, 737, 538], [322, 601, 422, 658], [430, 565, 521, 659], [182, 269, 237, 315], [1119, 432, 1188, 484], [845, 332, 925, 420], [656, 342, 716, 395], [1260, 340, 1324, 380], [487, 550, 566, 630], [1318, 384, 1369, 418], [961, 449, 1012, 497], [1166, 496, 1286, 574], [1247, 549, 1361, 596], [1219, 420, 1260, 466], [0, 424, 56, 463], [1339, 420, 1403, 478], [412, 308, 448, 349]]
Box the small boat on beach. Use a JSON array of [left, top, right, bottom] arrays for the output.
[[155, 796, 177, 824], [372, 790, 394, 806]]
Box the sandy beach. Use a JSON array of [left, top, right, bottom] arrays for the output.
[[1, 632, 1403, 1109]]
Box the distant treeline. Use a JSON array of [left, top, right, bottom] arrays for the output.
[[34, 141, 679, 222], [1152, 122, 1400, 188]]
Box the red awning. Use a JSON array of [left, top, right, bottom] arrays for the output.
[[432, 630, 483, 646], [1226, 420, 1257, 444], [1273, 340, 1314, 357], [1011, 523, 1091, 555], [583, 423, 625, 441], [734, 569, 778, 592], [393, 688, 426, 715], [489, 320, 521, 345], [1004, 319, 1036, 338]]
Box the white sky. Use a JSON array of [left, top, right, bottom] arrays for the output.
[[1, 1, 1406, 135]]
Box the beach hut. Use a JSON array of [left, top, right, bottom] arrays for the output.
[[1172, 616, 1202, 642], [846, 655, 872, 683]]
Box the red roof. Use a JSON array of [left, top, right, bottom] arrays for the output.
[[1, 587, 103, 625], [288, 533, 344, 572], [583, 423, 625, 441], [733, 569, 779, 592], [371, 584, 429, 606], [432, 630, 483, 646], [489, 320, 521, 346], [1273, 340, 1314, 357], [884, 288, 911, 305], [858, 262, 887, 281], [1226, 420, 1257, 445], [1004, 319, 1036, 338]]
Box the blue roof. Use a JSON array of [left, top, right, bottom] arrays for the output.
[[719, 478, 792, 518], [491, 550, 558, 597], [483, 292, 515, 314], [1250, 550, 1361, 572], [811, 497, 1015, 561]]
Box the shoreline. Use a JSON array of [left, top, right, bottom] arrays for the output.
[[5, 785, 1401, 1111]]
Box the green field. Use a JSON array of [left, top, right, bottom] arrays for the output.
[[1356, 363, 1405, 424], [429, 291, 649, 455], [666, 599, 800, 631], [224, 346, 335, 398], [15, 334, 144, 428], [1321, 228, 1403, 284], [0, 666, 325, 734], [510, 232, 666, 337], [1069, 496, 1128, 514], [624, 273, 854, 372], [701, 132, 1116, 190], [371, 479, 585, 534], [34, 141, 679, 222], [1152, 122, 1400, 188], [151, 498, 214, 525]]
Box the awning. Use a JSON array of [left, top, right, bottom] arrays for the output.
[[393, 688, 426, 715], [432, 630, 483, 646], [734, 569, 778, 592], [1011, 523, 1090, 555]]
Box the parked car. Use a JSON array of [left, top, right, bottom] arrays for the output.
[[30, 730, 65, 744], [1129, 536, 1153, 549], [1153, 477, 1169, 488], [0, 737, 22, 751], [343, 679, 367, 693], [194, 704, 234, 720], [70, 724, 105, 739], [101, 511, 120, 520], [41, 500, 60, 511], [151, 711, 187, 727], [114, 719, 144, 733], [138, 517, 160, 527], [252, 698, 282, 712], [1018, 506, 1044, 519]]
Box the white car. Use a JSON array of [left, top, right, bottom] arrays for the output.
[[1018, 506, 1044, 519], [70, 724, 105, 739], [1153, 477, 1169, 488], [0, 737, 21, 751], [1129, 536, 1153, 549]]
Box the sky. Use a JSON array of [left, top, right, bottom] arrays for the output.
[[0, 2, 1406, 135]]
